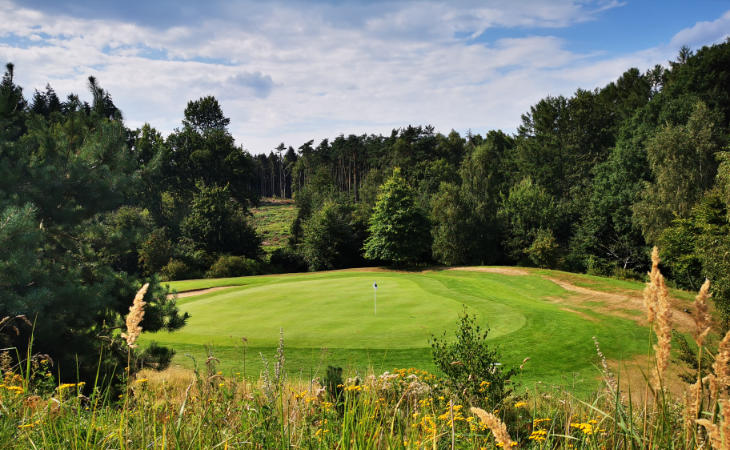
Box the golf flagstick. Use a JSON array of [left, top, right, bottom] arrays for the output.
[[373, 282, 378, 315]]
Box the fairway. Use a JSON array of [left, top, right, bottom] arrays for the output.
[[143, 268, 659, 393]]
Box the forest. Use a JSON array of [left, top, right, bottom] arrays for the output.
[[1, 39, 730, 384]]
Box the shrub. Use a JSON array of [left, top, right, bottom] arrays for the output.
[[269, 248, 308, 273], [526, 227, 559, 268], [205, 255, 260, 278], [136, 341, 175, 371], [430, 310, 517, 408], [138, 227, 173, 275], [159, 259, 198, 281]]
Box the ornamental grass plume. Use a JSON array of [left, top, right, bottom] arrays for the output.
[[685, 379, 702, 435], [694, 279, 712, 347], [470, 407, 514, 448], [643, 247, 660, 323], [712, 329, 730, 400], [121, 283, 149, 349], [644, 247, 672, 392], [697, 400, 730, 450]]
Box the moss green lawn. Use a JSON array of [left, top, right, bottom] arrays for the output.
[[143, 269, 651, 395]]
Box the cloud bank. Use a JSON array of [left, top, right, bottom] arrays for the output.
[[0, 0, 728, 153]]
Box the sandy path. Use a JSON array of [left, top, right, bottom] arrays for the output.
[[448, 266, 694, 332]]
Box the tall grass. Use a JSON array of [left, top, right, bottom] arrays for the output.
[[1, 248, 729, 448]]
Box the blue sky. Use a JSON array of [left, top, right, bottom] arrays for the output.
[[1, 0, 729, 153]]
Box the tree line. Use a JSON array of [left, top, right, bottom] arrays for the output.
[[286, 41, 730, 325], [2, 39, 730, 385]]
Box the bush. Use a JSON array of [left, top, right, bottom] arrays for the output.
[[159, 259, 198, 281], [205, 255, 261, 278], [269, 248, 308, 273], [136, 341, 175, 371], [585, 255, 612, 276], [526, 228, 559, 268], [430, 310, 517, 408], [138, 227, 173, 275]]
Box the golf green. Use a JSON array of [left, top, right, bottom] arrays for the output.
[[141, 269, 650, 393]]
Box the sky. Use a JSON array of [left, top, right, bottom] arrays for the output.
[[1, 1, 729, 154]]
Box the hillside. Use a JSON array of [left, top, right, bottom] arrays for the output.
[[250, 198, 297, 253]]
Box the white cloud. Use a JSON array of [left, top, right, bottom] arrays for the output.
[[669, 10, 730, 49], [0, 0, 727, 153]]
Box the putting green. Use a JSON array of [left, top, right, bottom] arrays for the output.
[[142, 269, 650, 393]]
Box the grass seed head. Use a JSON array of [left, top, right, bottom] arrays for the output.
[[713, 329, 730, 398], [697, 418, 722, 449], [121, 283, 149, 349], [470, 407, 514, 448], [645, 248, 672, 392], [693, 278, 712, 347], [643, 247, 661, 323]]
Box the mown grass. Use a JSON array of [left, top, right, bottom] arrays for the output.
[[148, 269, 650, 396], [250, 198, 297, 253]]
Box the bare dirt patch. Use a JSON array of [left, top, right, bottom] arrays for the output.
[[543, 277, 694, 333], [446, 266, 694, 331]]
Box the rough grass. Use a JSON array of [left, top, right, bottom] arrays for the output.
[[250, 197, 297, 253], [145, 268, 652, 396]]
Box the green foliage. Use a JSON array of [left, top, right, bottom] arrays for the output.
[[431, 133, 513, 266], [268, 248, 308, 273], [136, 341, 175, 371], [633, 101, 724, 242], [206, 255, 261, 278], [180, 183, 261, 257], [324, 365, 344, 404], [657, 219, 703, 290], [165, 96, 257, 205], [301, 201, 360, 271], [0, 68, 188, 386], [498, 178, 560, 265], [430, 182, 474, 265], [693, 194, 730, 325], [527, 228, 559, 268], [430, 310, 517, 407], [363, 168, 431, 265], [182, 96, 230, 133], [159, 259, 198, 282], [138, 227, 174, 276], [572, 141, 649, 273]]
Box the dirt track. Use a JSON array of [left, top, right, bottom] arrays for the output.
[[449, 266, 694, 332]]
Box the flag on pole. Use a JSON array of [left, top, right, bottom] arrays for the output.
[[373, 282, 378, 315]]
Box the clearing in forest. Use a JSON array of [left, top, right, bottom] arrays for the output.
[[144, 267, 695, 395]]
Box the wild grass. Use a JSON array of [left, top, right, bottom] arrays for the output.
[[250, 198, 297, 253], [1, 248, 729, 448]]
